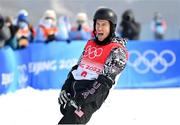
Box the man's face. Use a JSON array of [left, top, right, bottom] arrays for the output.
[[95, 19, 110, 41]]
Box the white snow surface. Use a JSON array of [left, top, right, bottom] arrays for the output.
[[0, 87, 180, 125]]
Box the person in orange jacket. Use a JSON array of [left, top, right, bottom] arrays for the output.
[[34, 10, 58, 43], [69, 12, 92, 40]]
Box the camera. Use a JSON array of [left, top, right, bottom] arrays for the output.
[[124, 15, 131, 21]]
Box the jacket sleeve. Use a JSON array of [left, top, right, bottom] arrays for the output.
[[61, 51, 84, 91], [102, 43, 128, 83], [129, 22, 141, 37], [61, 65, 78, 91]]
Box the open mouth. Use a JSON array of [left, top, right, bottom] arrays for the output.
[[97, 33, 103, 38]]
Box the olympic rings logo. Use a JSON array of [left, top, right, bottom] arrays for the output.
[[83, 45, 103, 59], [128, 50, 176, 74]]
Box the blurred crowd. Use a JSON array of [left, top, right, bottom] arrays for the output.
[[0, 8, 168, 50]]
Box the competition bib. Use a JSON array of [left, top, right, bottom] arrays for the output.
[[72, 40, 120, 80]]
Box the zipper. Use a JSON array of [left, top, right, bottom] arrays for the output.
[[72, 81, 77, 98]]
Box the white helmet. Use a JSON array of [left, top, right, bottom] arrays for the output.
[[43, 9, 57, 21], [76, 12, 88, 24], [18, 9, 28, 17]]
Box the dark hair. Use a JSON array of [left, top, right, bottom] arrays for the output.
[[122, 9, 134, 22], [0, 14, 4, 29]]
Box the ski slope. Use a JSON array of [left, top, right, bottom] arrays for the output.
[[0, 87, 180, 125]]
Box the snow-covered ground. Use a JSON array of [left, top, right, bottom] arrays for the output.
[[0, 87, 180, 125]]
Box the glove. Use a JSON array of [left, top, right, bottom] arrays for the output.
[[58, 90, 83, 115], [58, 90, 71, 106], [46, 34, 55, 43]]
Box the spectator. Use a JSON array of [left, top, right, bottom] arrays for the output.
[[14, 9, 35, 49], [4, 16, 18, 49], [56, 16, 71, 42], [0, 14, 10, 48], [117, 9, 141, 40], [151, 12, 167, 40], [69, 12, 92, 41], [34, 9, 58, 43]]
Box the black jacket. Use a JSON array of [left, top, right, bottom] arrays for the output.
[[61, 37, 128, 107]]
